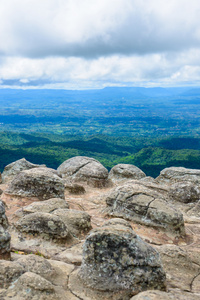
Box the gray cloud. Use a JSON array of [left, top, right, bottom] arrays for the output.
[[0, 0, 200, 87]]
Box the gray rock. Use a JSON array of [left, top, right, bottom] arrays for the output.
[[52, 209, 92, 237], [16, 254, 56, 281], [78, 219, 166, 295], [109, 164, 146, 182], [6, 272, 59, 300], [0, 200, 11, 259], [15, 198, 69, 217], [0, 260, 25, 288], [156, 166, 200, 184], [106, 182, 185, 236], [15, 212, 69, 239], [5, 167, 65, 200], [168, 182, 200, 203], [57, 156, 109, 187], [2, 158, 46, 183]]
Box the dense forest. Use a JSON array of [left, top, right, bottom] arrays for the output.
[[0, 87, 200, 177]]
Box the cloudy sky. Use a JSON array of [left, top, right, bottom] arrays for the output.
[[1, 0, 200, 89]]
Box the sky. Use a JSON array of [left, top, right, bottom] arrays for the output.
[[1, 0, 200, 89]]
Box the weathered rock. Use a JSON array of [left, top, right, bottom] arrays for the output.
[[0, 200, 11, 259], [15, 212, 69, 239], [157, 245, 200, 292], [16, 254, 56, 281], [5, 167, 65, 200], [6, 272, 59, 300], [65, 182, 86, 194], [52, 209, 92, 236], [130, 290, 200, 300], [57, 156, 109, 187], [2, 157, 46, 183], [106, 183, 185, 236], [78, 219, 166, 295], [0, 260, 25, 288], [168, 182, 200, 203], [156, 166, 200, 184], [109, 164, 146, 182], [15, 198, 69, 218]]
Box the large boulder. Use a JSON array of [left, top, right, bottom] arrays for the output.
[[52, 209, 92, 237], [15, 212, 69, 240], [78, 219, 166, 295], [106, 182, 185, 236], [57, 156, 109, 187], [5, 167, 65, 200], [0, 200, 11, 259], [156, 167, 200, 184], [2, 158, 46, 183], [109, 164, 146, 183], [168, 182, 200, 203]]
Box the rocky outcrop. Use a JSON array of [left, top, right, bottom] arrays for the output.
[[109, 163, 146, 183], [2, 158, 46, 183], [5, 167, 65, 200], [57, 156, 109, 187], [78, 219, 166, 296], [106, 182, 185, 236], [15, 212, 69, 240], [156, 166, 200, 184], [0, 200, 11, 259]]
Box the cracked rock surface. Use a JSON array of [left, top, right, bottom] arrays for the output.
[[57, 156, 109, 187], [106, 182, 185, 236]]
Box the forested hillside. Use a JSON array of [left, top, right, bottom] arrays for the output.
[[0, 87, 200, 177]]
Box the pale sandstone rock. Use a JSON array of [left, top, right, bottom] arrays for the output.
[[15, 198, 69, 218], [130, 289, 200, 300]]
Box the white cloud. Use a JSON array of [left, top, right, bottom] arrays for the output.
[[0, 0, 200, 87]]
